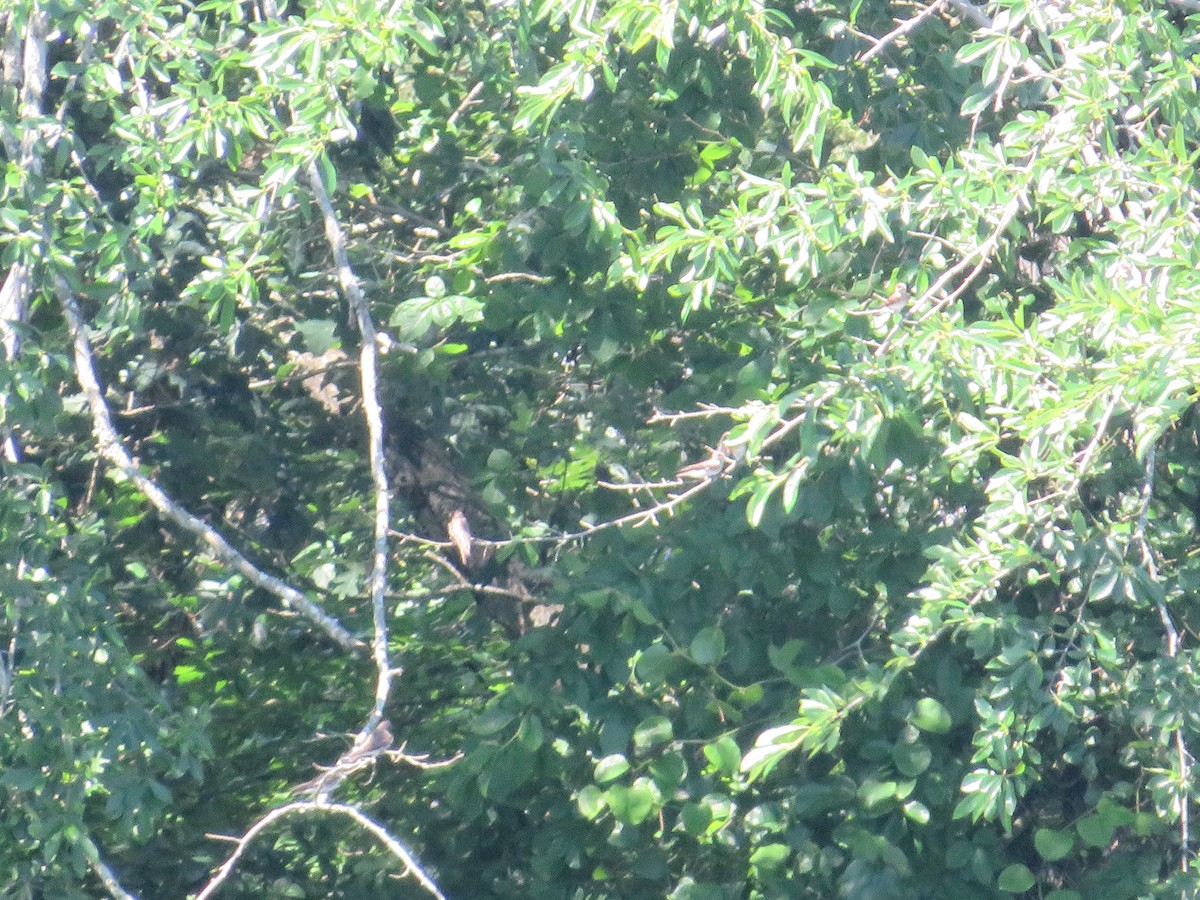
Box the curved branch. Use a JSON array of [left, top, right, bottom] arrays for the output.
[[193, 801, 446, 900]]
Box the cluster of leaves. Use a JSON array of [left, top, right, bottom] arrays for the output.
[[4, 0, 1200, 896]]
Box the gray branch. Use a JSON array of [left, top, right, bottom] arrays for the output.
[[55, 277, 362, 651], [306, 160, 395, 725]]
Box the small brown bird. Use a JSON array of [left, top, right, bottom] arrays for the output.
[[880, 282, 910, 313], [676, 444, 735, 482], [292, 721, 395, 798], [448, 510, 473, 566], [337, 720, 394, 767]]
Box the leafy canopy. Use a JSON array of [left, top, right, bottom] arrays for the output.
[[3, 0, 1200, 897]]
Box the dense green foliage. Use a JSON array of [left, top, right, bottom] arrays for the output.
[[4, 0, 1200, 896]]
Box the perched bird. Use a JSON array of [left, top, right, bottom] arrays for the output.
[[337, 720, 394, 767], [675, 442, 737, 482], [292, 720, 394, 799], [448, 510, 473, 566], [880, 282, 910, 313]]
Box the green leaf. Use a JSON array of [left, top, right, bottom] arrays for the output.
[[1076, 814, 1114, 848], [471, 705, 517, 736], [576, 784, 606, 820], [605, 779, 658, 825], [635, 643, 677, 684], [892, 742, 932, 777], [680, 802, 711, 836], [702, 736, 741, 776], [997, 863, 1035, 892], [911, 698, 953, 734], [294, 319, 338, 354], [649, 752, 686, 790], [173, 665, 205, 684], [749, 843, 790, 868], [903, 800, 930, 824], [633, 716, 673, 751], [689, 626, 726, 665], [478, 745, 532, 801], [859, 780, 899, 809], [594, 754, 630, 783], [1034, 828, 1073, 862]]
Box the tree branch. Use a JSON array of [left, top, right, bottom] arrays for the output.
[[1133, 443, 1191, 871], [946, 0, 992, 28], [82, 834, 140, 900], [306, 160, 395, 726], [0, 1, 48, 463], [55, 277, 362, 651], [193, 801, 446, 900], [859, 0, 948, 63]]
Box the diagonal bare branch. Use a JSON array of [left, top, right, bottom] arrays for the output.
[[55, 276, 363, 651], [859, 0, 948, 63], [81, 834, 140, 900]]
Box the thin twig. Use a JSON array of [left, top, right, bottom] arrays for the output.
[[647, 404, 742, 424], [859, 0, 949, 63], [55, 278, 362, 651], [573, 477, 716, 533], [1133, 444, 1190, 874], [761, 384, 839, 451], [1067, 387, 1124, 496], [193, 802, 446, 900], [598, 478, 688, 491], [875, 186, 1027, 357], [385, 741, 463, 769], [484, 271, 554, 284], [447, 80, 484, 128]]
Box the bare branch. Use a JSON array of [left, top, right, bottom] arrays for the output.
[[193, 802, 446, 900], [573, 477, 716, 534], [761, 384, 841, 452], [81, 835, 139, 900], [876, 167, 1032, 357], [647, 403, 742, 424], [1069, 387, 1124, 495], [55, 277, 362, 651], [447, 80, 483, 128], [484, 271, 553, 284], [1, 2, 49, 463], [387, 744, 463, 769], [859, 0, 948, 63], [398, 552, 542, 605], [306, 161, 395, 726]]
